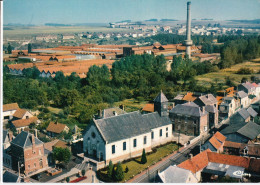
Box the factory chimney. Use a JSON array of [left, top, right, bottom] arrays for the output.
[[185, 1, 193, 59]]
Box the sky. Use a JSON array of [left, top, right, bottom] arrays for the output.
[[3, 0, 260, 25]]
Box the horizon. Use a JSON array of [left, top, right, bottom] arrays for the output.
[[3, 0, 260, 25]]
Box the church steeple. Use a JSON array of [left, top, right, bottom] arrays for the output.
[[154, 90, 168, 117]]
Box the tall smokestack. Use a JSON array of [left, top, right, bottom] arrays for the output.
[[185, 1, 193, 59]]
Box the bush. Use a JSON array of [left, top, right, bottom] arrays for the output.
[[114, 162, 124, 181], [107, 160, 113, 180], [236, 67, 253, 74], [141, 149, 147, 164], [125, 166, 129, 173]]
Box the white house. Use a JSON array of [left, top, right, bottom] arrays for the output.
[[236, 91, 249, 108], [219, 97, 236, 118], [3, 103, 19, 120], [83, 91, 173, 166]]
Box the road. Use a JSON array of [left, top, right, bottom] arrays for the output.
[[131, 134, 210, 183]]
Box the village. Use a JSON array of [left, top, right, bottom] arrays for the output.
[[3, 79, 260, 182], [2, 0, 260, 184]]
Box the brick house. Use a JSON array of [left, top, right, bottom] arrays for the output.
[[46, 122, 69, 137], [169, 102, 209, 136], [8, 131, 48, 176]]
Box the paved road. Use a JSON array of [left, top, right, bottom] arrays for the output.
[[131, 134, 210, 183]]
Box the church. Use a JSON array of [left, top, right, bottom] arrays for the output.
[[83, 91, 173, 165]]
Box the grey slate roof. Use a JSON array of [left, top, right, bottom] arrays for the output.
[[102, 107, 126, 118], [247, 107, 258, 118], [3, 171, 20, 182], [198, 94, 218, 105], [154, 91, 168, 103], [174, 94, 184, 100], [220, 123, 245, 135], [170, 102, 208, 117], [205, 105, 218, 113], [11, 131, 43, 148], [223, 96, 234, 101], [237, 91, 248, 99], [237, 108, 250, 120], [158, 165, 193, 183], [94, 111, 171, 143], [237, 121, 260, 140]]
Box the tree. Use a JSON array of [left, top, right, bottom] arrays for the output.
[[65, 177, 70, 183], [125, 166, 129, 173], [81, 169, 86, 177], [53, 147, 71, 164], [28, 43, 32, 53], [107, 160, 114, 180], [114, 162, 124, 181], [7, 43, 12, 54], [141, 149, 147, 164], [241, 77, 248, 83]]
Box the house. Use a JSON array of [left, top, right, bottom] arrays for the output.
[[169, 102, 209, 136], [178, 149, 260, 182], [83, 91, 172, 165], [221, 121, 260, 143], [194, 94, 218, 129], [201, 132, 226, 153], [247, 107, 258, 121], [3, 129, 14, 150], [238, 82, 256, 95], [223, 140, 243, 156], [219, 96, 236, 118], [230, 108, 251, 125], [46, 122, 69, 137], [3, 171, 21, 183], [252, 82, 260, 99], [236, 91, 249, 108], [44, 139, 71, 165], [12, 108, 34, 120], [158, 165, 198, 183], [3, 103, 19, 120], [62, 35, 75, 40], [8, 131, 48, 175], [97, 107, 126, 119], [11, 117, 40, 133]]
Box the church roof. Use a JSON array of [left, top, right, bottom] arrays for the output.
[[94, 111, 171, 143], [154, 91, 168, 103]]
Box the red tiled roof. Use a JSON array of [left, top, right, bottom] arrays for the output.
[[183, 92, 197, 102], [209, 136, 222, 150], [178, 149, 211, 173], [13, 108, 28, 119], [46, 122, 67, 134], [12, 116, 38, 128], [142, 103, 154, 112], [3, 103, 19, 112], [223, 141, 242, 149], [214, 131, 226, 143], [207, 152, 250, 169]]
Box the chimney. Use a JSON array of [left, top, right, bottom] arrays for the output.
[[31, 134, 35, 151], [171, 103, 175, 108], [185, 1, 193, 59], [119, 104, 125, 111], [98, 109, 102, 118], [113, 111, 118, 116], [190, 154, 193, 159], [202, 106, 205, 113]]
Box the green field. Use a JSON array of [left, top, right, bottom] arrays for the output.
[[195, 61, 260, 87], [4, 26, 132, 38]]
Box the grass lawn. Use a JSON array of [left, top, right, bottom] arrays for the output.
[[47, 106, 62, 114], [113, 99, 148, 113], [195, 61, 260, 88], [97, 142, 179, 182]]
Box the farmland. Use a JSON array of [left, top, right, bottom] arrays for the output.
[[3, 26, 132, 39], [195, 60, 260, 87]]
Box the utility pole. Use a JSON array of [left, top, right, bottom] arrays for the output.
[[178, 129, 181, 152]]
